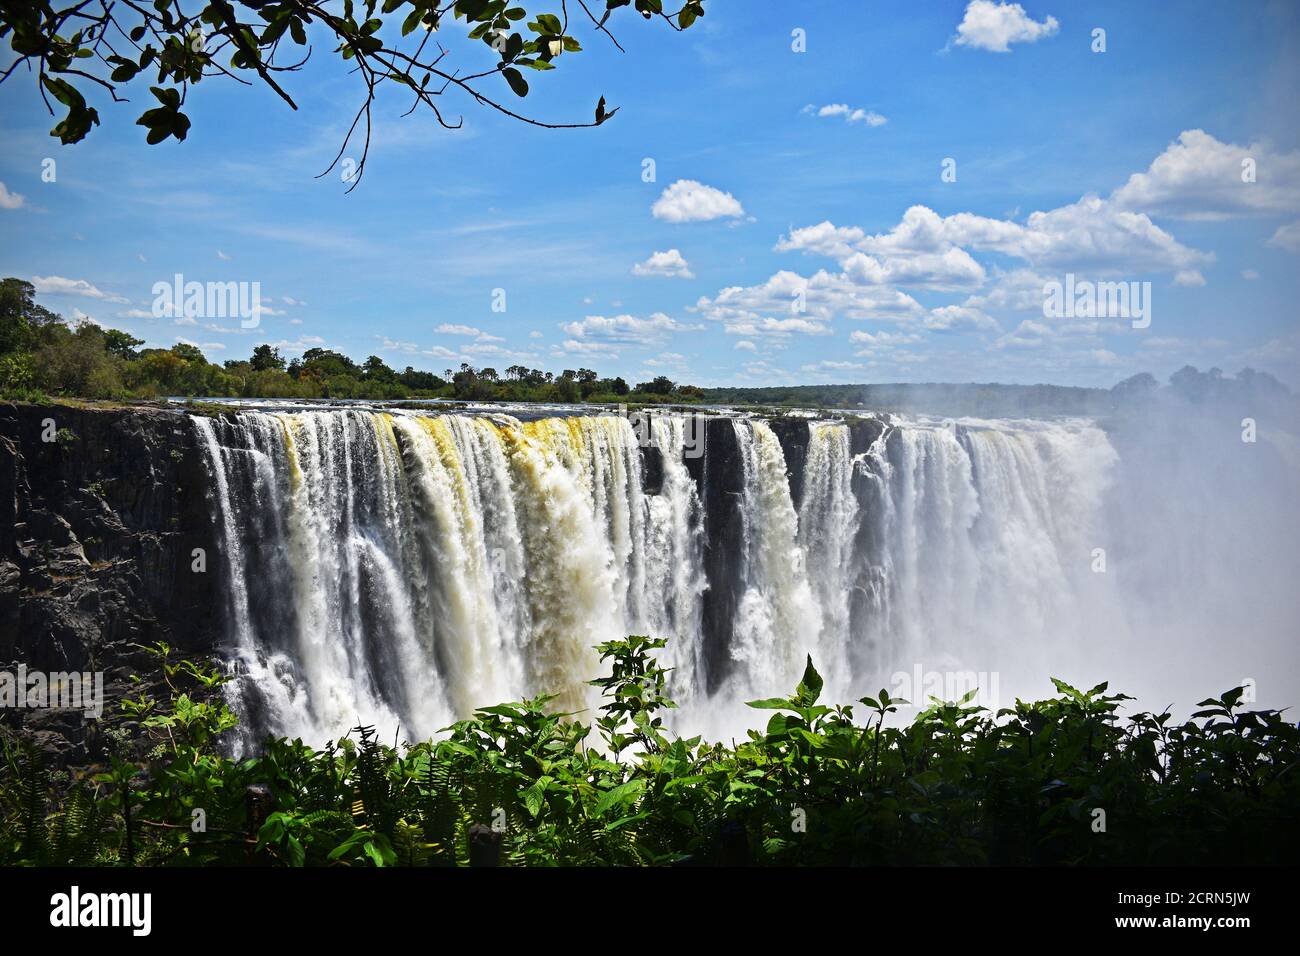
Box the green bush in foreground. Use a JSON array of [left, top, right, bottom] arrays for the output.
[[2, 637, 1297, 866]]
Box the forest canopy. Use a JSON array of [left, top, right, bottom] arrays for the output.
[[0, 277, 704, 404]]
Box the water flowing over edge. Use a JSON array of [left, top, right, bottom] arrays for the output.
[[192, 405, 1296, 750]]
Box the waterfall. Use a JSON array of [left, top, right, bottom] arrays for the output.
[[194, 407, 1143, 747], [729, 419, 820, 698]]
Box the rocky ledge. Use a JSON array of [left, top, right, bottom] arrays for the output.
[[0, 402, 220, 765]]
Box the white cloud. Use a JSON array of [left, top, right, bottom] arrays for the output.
[[1268, 220, 1300, 252], [0, 181, 25, 210], [217, 250, 232, 261], [800, 360, 871, 376], [841, 248, 986, 290], [421, 345, 463, 361], [172, 317, 198, 327], [849, 330, 923, 346], [873, 200, 1210, 274], [1242, 269, 1260, 280], [651, 179, 745, 223], [694, 269, 923, 334], [202, 323, 256, 334], [30, 275, 129, 303], [1173, 269, 1207, 287], [733, 340, 758, 351], [462, 342, 541, 363], [257, 336, 324, 354], [561, 312, 701, 346], [994, 319, 1055, 350], [1111, 130, 1300, 220], [176, 336, 226, 352], [723, 316, 835, 338], [805, 104, 887, 127], [952, 1, 1059, 53], [437, 323, 485, 336], [632, 248, 694, 278], [555, 339, 621, 357], [642, 352, 689, 369], [926, 304, 999, 331], [528, 330, 544, 339]]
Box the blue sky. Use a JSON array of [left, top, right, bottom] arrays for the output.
[[2, 0, 1299, 388]]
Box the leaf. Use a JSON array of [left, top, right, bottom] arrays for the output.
[[502, 66, 528, 97], [746, 697, 793, 710], [594, 779, 644, 817], [533, 13, 562, 34], [522, 775, 552, 817], [795, 655, 823, 706]]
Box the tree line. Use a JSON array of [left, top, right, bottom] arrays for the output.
[[0, 279, 703, 405]]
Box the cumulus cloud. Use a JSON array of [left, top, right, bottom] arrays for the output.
[[461, 342, 541, 363], [926, 304, 1000, 331], [436, 323, 485, 336], [30, 275, 129, 303], [723, 316, 836, 338], [1268, 220, 1300, 252], [176, 336, 226, 352], [562, 312, 700, 346], [0, 181, 25, 210], [693, 268, 923, 335], [421, 345, 462, 360], [1111, 130, 1300, 220], [952, 1, 1059, 52], [804, 104, 887, 127], [651, 180, 745, 223], [555, 339, 621, 358], [849, 330, 923, 346], [632, 249, 694, 278]]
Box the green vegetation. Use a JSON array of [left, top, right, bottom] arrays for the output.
[[0, 278, 704, 405], [3, 637, 1296, 866]]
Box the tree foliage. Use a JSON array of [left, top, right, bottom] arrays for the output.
[[0, 278, 701, 404], [0, 0, 706, 188], [3, 637, 1297, 866]]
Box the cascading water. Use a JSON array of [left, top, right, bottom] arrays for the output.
[[195, 404, 1286, 750]]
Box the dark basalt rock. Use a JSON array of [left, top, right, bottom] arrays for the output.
[[766, 417, 810, 509], [0, 402, 221, 766], [640, 444, 664, 496], [685, 416, 745, 695]]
